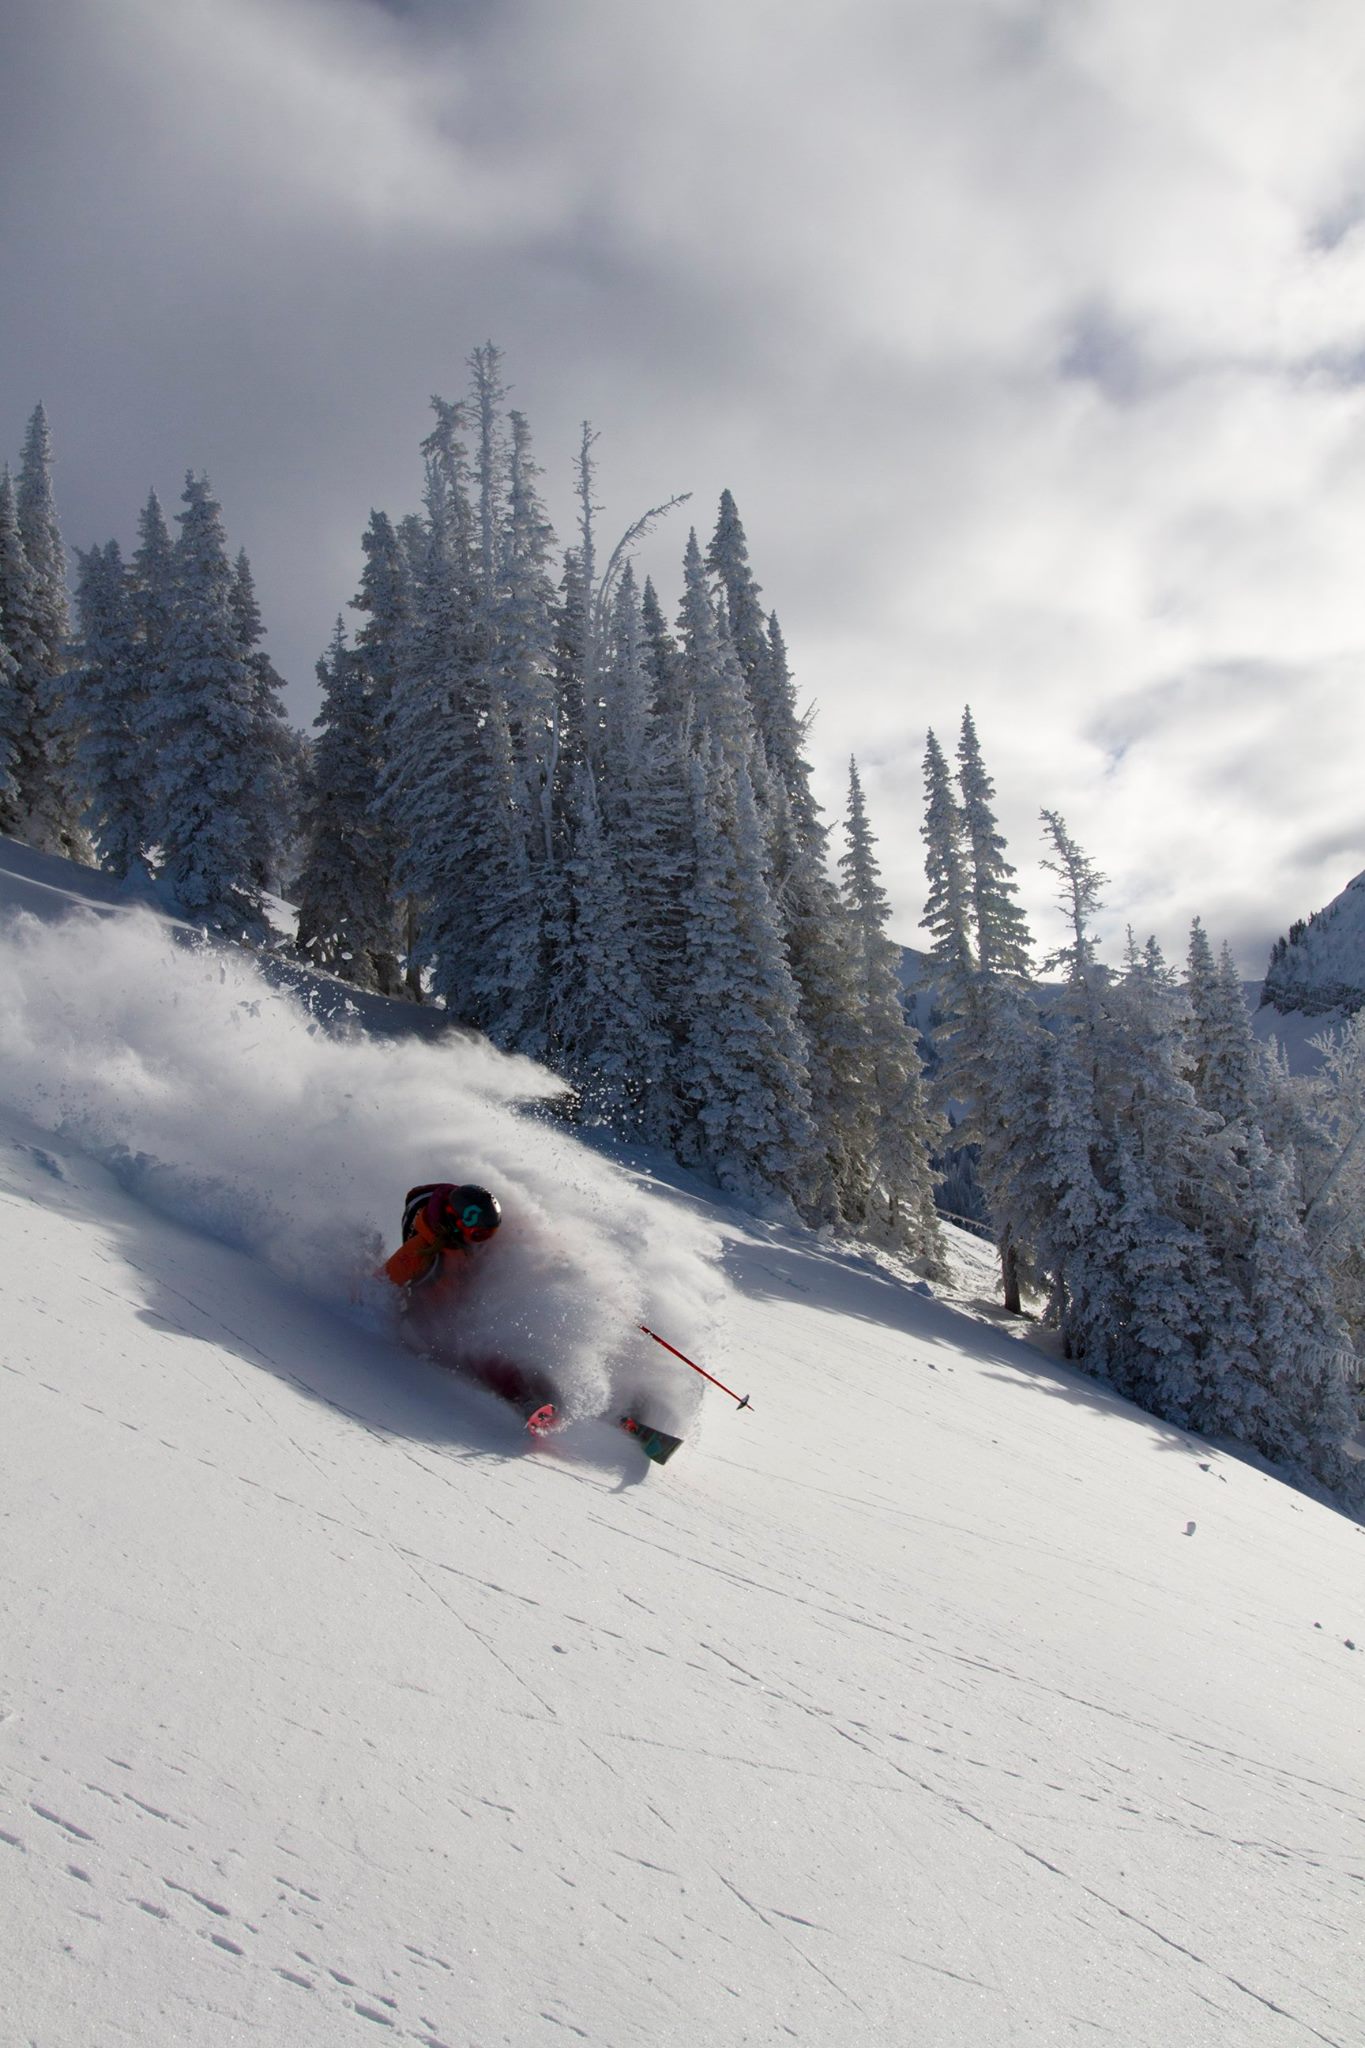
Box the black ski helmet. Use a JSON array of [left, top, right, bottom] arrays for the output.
[[442, 1184, 502, 1243]]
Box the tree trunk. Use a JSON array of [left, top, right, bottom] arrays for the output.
[[402, 898, 424, 1001], [1000, 1233, 1021, 1315]]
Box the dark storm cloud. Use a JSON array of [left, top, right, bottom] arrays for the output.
[[4, 0, 1365, 970]]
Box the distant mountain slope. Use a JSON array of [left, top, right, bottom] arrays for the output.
[[1263, 869, 1365, 1016]]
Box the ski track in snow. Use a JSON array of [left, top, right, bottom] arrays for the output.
[[2, 857, 1364, 2046]]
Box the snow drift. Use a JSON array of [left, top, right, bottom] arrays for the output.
[[0, 905, 723, 1430]]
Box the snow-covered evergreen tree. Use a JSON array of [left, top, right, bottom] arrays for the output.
[[381, 439, 482, 1000], [957, 708, 1031, 982], [676, 530, 751, 774], [1185, 923, 1265, 1130], [440, 691, 544, 1046], [349, 508, 411, 996], [1039, 809, 1108, 996], [145, 473, 265, 931], [761, 777, 862, 1227], [128, 490, 174, 683], [295, 619, 398, 988], [469, 342, 507, 627], [1299, 1013, 1365, 1362], [0, 615, 17, 827], [840, 758, 944, 1261], [1238, 1127, 1360, 1499], [596, 563, 652, 812], [920, 728, 973, 1006], [546, 546, 589, 844], [0, 469, 41, 840], [13, 405, 86, 857], [499, 407, 558, 810], [677, 747, 818, 1206], [921, 723, 1039, 1306], [230, 550, 296, 894], [705, 494, 818, 849], [1038, 1017, 1115, 1359], [639, 575, 680, 720], [1103, 1130, 1209, 1419], [70, 540, 147, 877], [594, 577, 695, 1143], [973, 974, 1052, 1290], [706, 491, 768, 700], [123, 489, 176, 867], [555, 762, 667, 1120]]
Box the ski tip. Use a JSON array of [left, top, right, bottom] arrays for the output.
[[524, 1402, 558, 1436]]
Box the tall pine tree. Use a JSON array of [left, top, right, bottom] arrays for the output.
[[0, 469, 41, 841], [71, 540, 146, 877], [145, 473, 265, 930], [295, 618, 398, 988], [841, 759, 944, 1261], [14, 405, 86, 857]]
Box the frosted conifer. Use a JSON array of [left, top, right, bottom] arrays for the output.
[[1239, 1129, 1359, 1498], [71, 541, 147, 877], [765, 776, 866, 1226], [546, 547, 589, 841], [839, 758, 944, 1258], [128, 491, 175, 716], [382, 446, 481, 992], [1104, 1132, 1207, 1421], [349, 509, 411, 995], [556, 764, 666, 1119], [11, 413, 87, 856], [147, 473, 264, 931], [1039, 1021, 1116, 1359], [922, 726, 1038, 1304], [920, 729, 973, 1000], [677, 748, 818, 1205], [1040, 810, 1108, 996], [441, 692, 544, 1047], [230, 550, 296, 893], [1185, 923, 1264, 1129], [705, 491, 768, 695], [676, 531, 750, 772], [499, 408, 557, 807], [0, 470, 41, 839], [0, 618, 17, 826], [639, 575, 681, 720], [705, 495, 815, 842], [295, 619, 397, 989], [957, 708, 1031, 981]]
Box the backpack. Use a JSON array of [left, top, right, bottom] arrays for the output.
[[401, 1184, 445, 1243]]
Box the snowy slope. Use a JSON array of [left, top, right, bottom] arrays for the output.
[[1263, 869, 1365, 1018], [2, 862, 1364, 2047]]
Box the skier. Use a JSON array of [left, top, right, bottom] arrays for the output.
[[380, 1182, 557, 1428], [380, 1181, 502, 1304], [380, 1183, 682, 1461]]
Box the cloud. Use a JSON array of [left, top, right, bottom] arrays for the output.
[[3, 0, 1365, 971]]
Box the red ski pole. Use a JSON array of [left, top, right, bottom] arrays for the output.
[[640, 1325, 752, 1410]]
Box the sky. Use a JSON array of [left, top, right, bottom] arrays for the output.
[[4, 0, 1365, 971]]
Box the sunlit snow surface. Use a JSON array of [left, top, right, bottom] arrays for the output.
[[1, 838, 1362, 2047]]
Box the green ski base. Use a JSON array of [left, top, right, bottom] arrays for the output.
[[620, 1416, 684, 1465]]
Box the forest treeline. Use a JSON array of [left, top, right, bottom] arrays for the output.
[[2, 355, 1362, 1507]]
